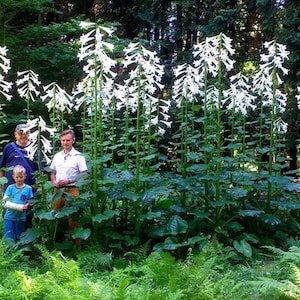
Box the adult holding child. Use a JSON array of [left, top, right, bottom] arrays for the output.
[[50, 129, 88, 244]]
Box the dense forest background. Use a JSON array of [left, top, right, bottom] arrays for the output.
[[0, 0, 300, 167]]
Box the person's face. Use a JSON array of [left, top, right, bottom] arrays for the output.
[[14, 130, 30, 146], [60, 133, 75, 152], [12, 171, 26, 185]]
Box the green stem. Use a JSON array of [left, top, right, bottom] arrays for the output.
[[203, 65, 210, 209]]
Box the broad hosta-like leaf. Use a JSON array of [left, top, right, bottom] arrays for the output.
[[163, 236, 180, 250], [139, 211, 162, 221], [72, 228, 91, 240], [167, 215, 188, 235], [233, 239, 252, 257], [260, 214, 281, 225], [93, 210, 119, 223], [20, 228, 41, 245], [238, 209, 263, 217]]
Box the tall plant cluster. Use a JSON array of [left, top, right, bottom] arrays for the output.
[[1, 24, 300, 255]]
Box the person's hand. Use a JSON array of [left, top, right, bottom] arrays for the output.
[[52, 181, 59, 188], [23, 203, 30, 210], [57, 179, 69, 187]]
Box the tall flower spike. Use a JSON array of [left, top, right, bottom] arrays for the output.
[[75, 23, 117, 112], [253, 40, 289, 113], [78, 25, 116, 73], [122, 42, 167, 134], [193, 33, 235, 77], [223, 72, 256, 115], [0, 46, 12, 101], [26, 117, 56, 164], [16, 70, 41, 101], [173, 63, 204, 108], [273, 118, 288, 134], [296, 87, 300, 109], [41, 82, 73, 113]]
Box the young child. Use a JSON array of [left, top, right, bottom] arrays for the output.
[[2, 165, 33, 241]]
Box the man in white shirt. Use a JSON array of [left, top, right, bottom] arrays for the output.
[[50, 129, 88, 245]]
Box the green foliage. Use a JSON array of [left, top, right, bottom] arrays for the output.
[[77, 247, 113, 273], [2, 238, 300, 299]]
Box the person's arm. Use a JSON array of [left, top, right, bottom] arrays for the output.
[[51, 170, 58, 187], [51, 170, 69, 187], [3, 199, 29, 211], [0, 170, 4, 195]]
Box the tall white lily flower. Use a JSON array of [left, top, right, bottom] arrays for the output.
[[122, 42, 167, 133], [223, 73, 256, 115], [114, 83, 127, 108], [73, 79, 93, 112], [206, 85, 220, 110], [261, 41, 289, 75], [295, 87, 300, 109], [0, 46, 10, 73], [41, 82, 73, 113], [0, 46, 12, 101], [25, 117, 56, 164], [78, 25, 115, 72], [16, 69, 41, 100], [75, 23, 117, 112], [253, 41, 289, 112], [172, 63, 204, 108], [273, 118, 288, 134], [192, 33, 235, 113], [193, 33, 235, 77]]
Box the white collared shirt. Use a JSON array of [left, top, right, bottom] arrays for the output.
[[50, 147, 87, 184]]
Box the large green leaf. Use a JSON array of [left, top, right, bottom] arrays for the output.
[[71, 228, 91, 240], [163, 236, 180, 250], [139, 211, 162, 221], [225, 221, 244, 232], [167, 215, 188, 235], [55, 207, 78, 218], [260, 214, 281, 225], [271, 201, 300, 211], [149, 225, 168, 238], [233, 239, 252, 258], [20, 228, 41, 245], [123, 191, 140, 202], [181, 235, 207, 247], [93, 210, 119, 223], [239, 209, 263, 217], [35, 210, 56, 220], [228, 187, 248, 199]]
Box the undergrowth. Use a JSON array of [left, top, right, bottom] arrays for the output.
[[1, 240, 300, 299]]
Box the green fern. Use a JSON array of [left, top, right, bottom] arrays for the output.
[[77, 247, 113, 273], [248, 246, 300, 299], [123, 240, 152, 262]]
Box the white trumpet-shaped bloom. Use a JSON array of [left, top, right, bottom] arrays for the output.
[[0, 46, 12, 101], [41, 82, 73, 113], [253, 41, 289, 113], [75, 24, 117, 114], [273, 118, 288, 134], [16, 70, 41, 101], [121, 42, 169, 134], [296, 87, 300, 109], [223, 73, 256, 115], [172, 63, 204, 108], [193, 33, 235, 77], [25, 117, 56, 164]]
